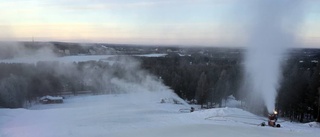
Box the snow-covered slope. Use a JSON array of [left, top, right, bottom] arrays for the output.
[[0, 92, 319, 137]]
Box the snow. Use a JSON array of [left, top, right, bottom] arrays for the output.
[[222, 95, 242, 108], [133, 54, 167, 57], [40, 96, 63, 100], [0, 54, 167, 64], [304, 122, 320, 128], [0, 55, 113, 64], [0, 92, 319, 137], [178, 53, 186, 56]]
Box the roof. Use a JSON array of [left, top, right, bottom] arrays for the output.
[[40, 95, 63, 100]]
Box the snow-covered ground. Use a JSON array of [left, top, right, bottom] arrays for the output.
[[0, 53, 167, 64], [133, 53, 167, 57], [0, 92, 319, 137]]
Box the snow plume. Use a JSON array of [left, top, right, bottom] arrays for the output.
[[0, 42, 188, 107], [81, 56, 189, 106], [242, 0, 305, 113]]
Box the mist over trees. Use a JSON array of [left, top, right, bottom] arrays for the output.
[[0, 57, 159, 108], [0, 43, 319, 123]]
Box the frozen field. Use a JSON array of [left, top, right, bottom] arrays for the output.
[[0, 54, 167, 64], [0, 92, 319, 137]]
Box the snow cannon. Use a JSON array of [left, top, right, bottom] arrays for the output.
[[267, 110, 280, 128]]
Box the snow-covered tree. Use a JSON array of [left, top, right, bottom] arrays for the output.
[[195, 72, 208, 107]]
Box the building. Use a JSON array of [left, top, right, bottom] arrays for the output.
[[40, 96, 63, 104]]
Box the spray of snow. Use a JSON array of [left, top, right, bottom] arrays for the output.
[[0, 42, 189, 107], [243, 0, 305, 113], [93, 56, 189, 106]]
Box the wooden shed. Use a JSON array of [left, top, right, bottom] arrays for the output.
[[40, 96, 63, 104]]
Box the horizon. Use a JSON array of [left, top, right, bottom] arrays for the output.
[[1, 40, 320, 50]]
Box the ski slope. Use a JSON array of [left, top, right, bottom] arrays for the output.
[[0, 92, 319, 137]]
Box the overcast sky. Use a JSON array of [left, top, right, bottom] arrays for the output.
[[0, 0, 319, 47]]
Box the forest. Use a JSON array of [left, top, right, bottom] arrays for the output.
[[0, 47, 319, 123], [140, 52, 320, 123]]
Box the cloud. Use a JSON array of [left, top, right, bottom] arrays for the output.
[[37, 0, 173, 11], [0, 0, 317, 47]]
